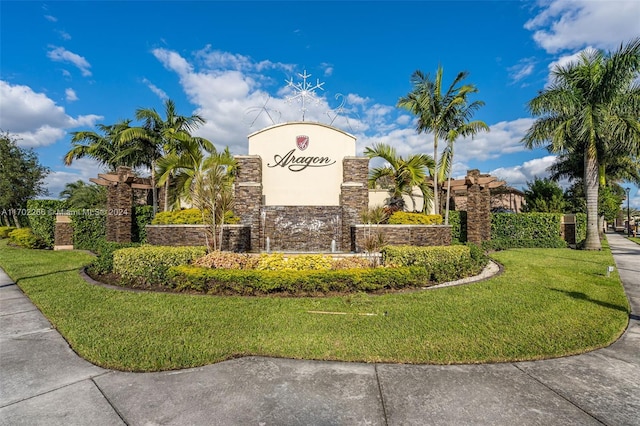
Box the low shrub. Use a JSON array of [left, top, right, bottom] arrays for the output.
[[255, 253, 334, 271], [112, 245, 206, 285], [490, 213, 566, 249], [388, 212, 443, 225], [193, 251, 259, 269], [88, 239, 141, 275], [151, 208, 240, 225], [8, 228, 47, 249], [0, 226, 16, 238], [380, 245, 485, 282], [166, 265, 433, 295], [331, 257, 374, 270]]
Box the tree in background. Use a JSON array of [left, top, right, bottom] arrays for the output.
[[364, 142, 434, 213], [523, 38, 640, 250], [522, 177, 568, 213], [117, 99, 212, 213], [0, 132, 49, 227], [59, 180, 107, 209], [398, 66, 484, 217], [65, 120, 138, 171]]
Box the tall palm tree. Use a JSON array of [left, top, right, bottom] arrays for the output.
[[523, 38, 640, 250], [364, 142, 435, 212], [117, 99, 210, 213], [64, 120, 135, 171], [440, 114, 489, 225], [398, 67, 483, 216]]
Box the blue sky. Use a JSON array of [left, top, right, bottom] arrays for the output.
[[1, 1, 639, 207]]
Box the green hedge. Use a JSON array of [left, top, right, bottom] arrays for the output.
[[71, 210, 107, 250], [488, 213, 566, 249], [166, 265, 433, 295], [388, 212, 443, 225], [26, 199, 66, 248], [448, 210, 467, 243], [133, 205, 154, 243], [112, 245, 206, 285]]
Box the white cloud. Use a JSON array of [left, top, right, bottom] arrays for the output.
[[525, 0, 640, 53], [47, 46, 92, 77], [44, 15, 57, 22], [65, 88, 78, 102], [142, 78, 168, 100], [46, 158, 108, 199], [508, 58, 536, 84], [490, 155, 558, 189], [57, 30, 72, 41], [453, 118, 535, 163], [0, 80, 102, 147]]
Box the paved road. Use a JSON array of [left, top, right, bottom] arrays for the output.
[[1, 233, 638, 425]]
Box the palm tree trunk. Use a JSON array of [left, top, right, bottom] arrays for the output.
[[444, 172, 452, 225], [11, 209, 21, 228], [583, 151, 601, 250], [433, 134, 439, 215], [151, 162, 158, 216], [164, 177, 170, 212]]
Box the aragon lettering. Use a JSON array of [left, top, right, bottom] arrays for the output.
[[267, 149, 336, 172]]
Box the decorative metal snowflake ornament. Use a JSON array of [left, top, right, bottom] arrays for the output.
[[285, 70, 325, 121]]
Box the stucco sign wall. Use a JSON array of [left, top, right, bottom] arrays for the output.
[[248, 122, 356, 206]]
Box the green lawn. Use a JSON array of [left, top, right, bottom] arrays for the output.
[[0, 239, 629, 372], [628, 236, 640, 245]]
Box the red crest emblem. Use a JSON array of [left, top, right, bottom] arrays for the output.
[[296, 135, 309, 151]]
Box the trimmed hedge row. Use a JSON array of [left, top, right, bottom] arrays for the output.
[[112, 245, 207, 285], [388, 212, 443, 225], [151, 208, 240, 225], [488, 213, 567, 249], [166, 265, 433, 295]]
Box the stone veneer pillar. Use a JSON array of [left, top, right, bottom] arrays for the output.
[[234, 156, 263, 252], [53, 214, 74, 250], [106, 166, 134, 243], [341, 157, 369, 251], [465, 169, 491, 245]]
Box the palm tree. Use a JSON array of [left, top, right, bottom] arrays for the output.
[[523, 38, 640, 250], [157, 139, 233, 210], [117, 99, 211, 213], [189, 151, 236, 251], [364, 142, 435, 212], [398, 66, 483, 216], [64, 120, 135, 171], [440, 115, 489, 225], [59, 180, 107, 209]]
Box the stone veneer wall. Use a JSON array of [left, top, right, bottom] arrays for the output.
[[262, 206, 342, 252], [352, 225, 452, 252], [146, 225, 251, 251]]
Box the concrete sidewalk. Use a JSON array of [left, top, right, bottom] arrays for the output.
[[1, 233, 638, 425]]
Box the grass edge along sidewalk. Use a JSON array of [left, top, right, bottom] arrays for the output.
[[0, 240, 629, 372]]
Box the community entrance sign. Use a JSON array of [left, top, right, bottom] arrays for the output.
[[236, 121, 368, 252], [248, 122, 356, 206]]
